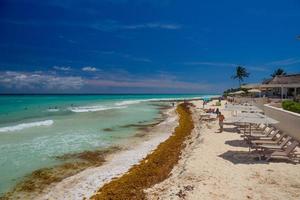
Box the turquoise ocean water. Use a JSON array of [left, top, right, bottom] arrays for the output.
[[0, 94, 218, 195]]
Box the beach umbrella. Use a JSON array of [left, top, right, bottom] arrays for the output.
[[235, 115, 278, 124], [248, 88, 262, 98], [224, 104, 262, 113], [225, 112, 279, 126], [225, 113, 278, 133], [248, 89, 261, 93], [233, 90, 245, 95], [225, 113, 278, 151]]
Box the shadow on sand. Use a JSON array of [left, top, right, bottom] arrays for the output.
[[223, 127, 239, 133], [218, 150, 268, 165], [225, 139, 249, 148]]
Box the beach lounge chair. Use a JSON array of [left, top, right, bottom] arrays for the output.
[[251, 132, 286, 145], [240, 125, 268, 135], [249, 130, 280, 142], [266, 140, 299, 163], [251, 124, 268, 133], [249, 127, 275, 137], [245, 127, 275, 138], [252, 136, 292, 151], [243, 127, 275, 141]]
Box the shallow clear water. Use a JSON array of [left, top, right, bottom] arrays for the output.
[[0, 94, 218, 195]]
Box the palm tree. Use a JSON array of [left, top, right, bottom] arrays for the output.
[[271, 68, 286, 78], [232, 66, 250, 87]]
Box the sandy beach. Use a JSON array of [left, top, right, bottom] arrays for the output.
[[2, 0, 300, 199], [146, 100, 300, 200], [3, 100, 300, 200]]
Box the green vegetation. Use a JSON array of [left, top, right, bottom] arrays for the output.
[[231, 66, 250, 87], [271, 68, 286, 78], [223, 87, 248, 97], [282, 100, 300, 114], [91, 103, 194, 200], [215, 101, 221, 106]]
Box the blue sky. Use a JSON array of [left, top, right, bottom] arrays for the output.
[[0, 0, 299, 93]]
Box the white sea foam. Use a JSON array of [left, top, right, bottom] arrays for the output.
[[0, 120, 54, 133], [34, 107, 179, 200], [47, 108, 60, 112], [69, 105, 127, 113], [115, 100, 146, 106], [115, 96, 220, 106]]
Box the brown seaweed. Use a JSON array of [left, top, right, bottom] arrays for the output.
[[91, 103, 194, 200], [2, 147, 121, 199], [102, 128, 114, 132]]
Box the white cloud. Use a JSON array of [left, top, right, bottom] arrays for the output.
[[99, 51, 152, 62], [0, 70, 213, 92], [266, 58, 300, 66], [0, 71, 83, 90], [183, 62, 236, 67], [247, 66, 268, 72], [85, 72, 211, 90], [81, 66, 99, 72], [89, 20, 182, 32], [53, 66, 72, 71], [122, 23, 181, 30], [1, 18, 182, 33]]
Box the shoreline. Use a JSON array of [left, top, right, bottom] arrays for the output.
[[91, 103, 194, 199], [2, 102, 179, 200]]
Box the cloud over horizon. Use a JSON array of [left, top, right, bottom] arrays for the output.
[[53, 66, 72, 71], [0, 70, 212, 93], [0, 71, 84, 91], [81, 66, 99, 72]]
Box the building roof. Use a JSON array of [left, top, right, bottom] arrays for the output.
[[242, 74, 300, 89], [267, 74, 300, 85]]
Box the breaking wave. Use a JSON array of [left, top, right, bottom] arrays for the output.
[[0, 120, 54, 133], [69, 105, 127, 113]]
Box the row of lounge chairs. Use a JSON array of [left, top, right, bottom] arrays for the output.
[[238, 124, 300, 163]]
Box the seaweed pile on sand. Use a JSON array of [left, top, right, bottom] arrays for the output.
[[91, 103, 194, 200]]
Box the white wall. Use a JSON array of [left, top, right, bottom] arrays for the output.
[[264, 104, 300, 141]]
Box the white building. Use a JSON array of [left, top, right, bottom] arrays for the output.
[[242, 74, 300, 100]]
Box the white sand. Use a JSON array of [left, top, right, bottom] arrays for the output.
[[31, 105, 179, 200], [146, 100, 300, 200]]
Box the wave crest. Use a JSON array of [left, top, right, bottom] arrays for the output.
[[0, 120, 54, 133], [69, 105, 127, 113]]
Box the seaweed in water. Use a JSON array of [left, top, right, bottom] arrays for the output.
[[2, 147, 121, 199], [102, 128, 114, 132]]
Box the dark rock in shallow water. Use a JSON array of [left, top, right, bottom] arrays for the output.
[[103, 128, 114, 132], [120, 121, 161, 129], [138, 120, 147, 124], [134, 132, 147, 138]]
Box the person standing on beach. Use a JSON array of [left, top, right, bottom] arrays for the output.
[[217, 112, 225, 133]]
